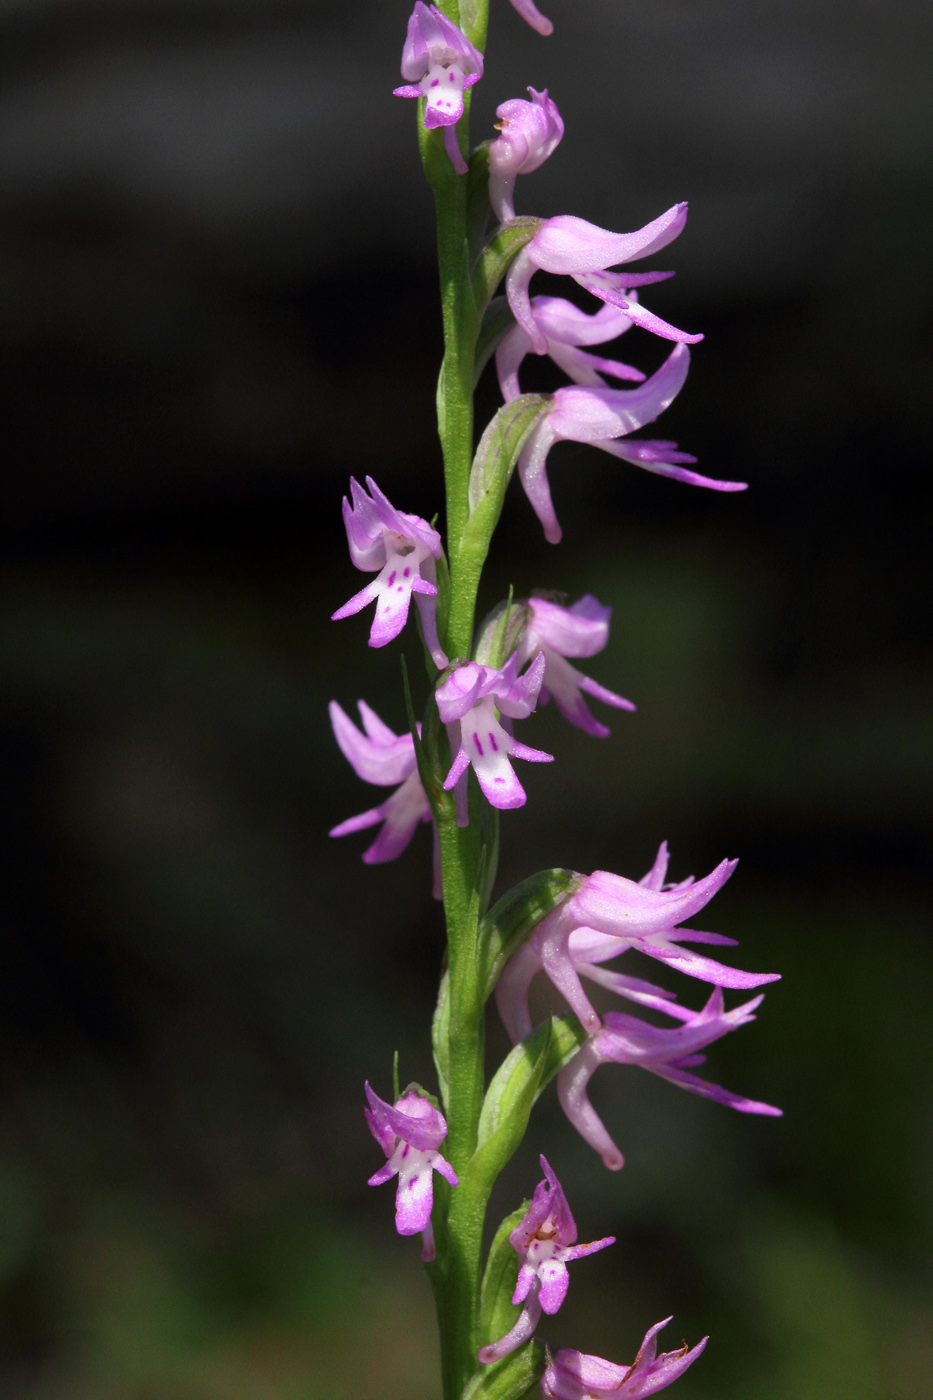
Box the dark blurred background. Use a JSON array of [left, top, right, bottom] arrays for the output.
[[0, 1, 930, 1396]]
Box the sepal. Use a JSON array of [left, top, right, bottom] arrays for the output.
[[479, 869, 581, 998], [479, 1204, 529, 1349], [463, 1341, 547, 1400]]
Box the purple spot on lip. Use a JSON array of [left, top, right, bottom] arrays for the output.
[[400, 1144, 409, 1158], [403, 567, 411, 577], [387, 570, 397, 587], [494, 777, 505, 784], [472, 732, 484, 757], [489, 733, 499, 752], [430, 78, 440, 87]]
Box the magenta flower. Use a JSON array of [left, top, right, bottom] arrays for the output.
[[331, 476, 447, 667], [514, 594, 635, 738], [506, 205, 701, 354], [478, 1156, 614, 1363], [365, 1083, 458, 1262], [543, 1321, 708, 1400], [495, 842, 780, 1043], [436, 654, 553, 821], [488, 88, 564, 223], [328, 701, 437, 887], [557, 988, 783, 1170], [496, 296, 646, 403], [507, 0, 554, 37], [515, 343, 747, 543], [393, 3, 484, 174]]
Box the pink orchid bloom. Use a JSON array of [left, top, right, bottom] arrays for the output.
[[496, 841, 780, 1044], [478, 1156, 614, 1363], [365, 1083, 458, 1262], [515, 343, 746, 543], [331, 476, 447, 667], [558, 988, 783, 1170], [393, 3, 484, 174], [544, 1321, 708, 1400], [496, 295, 647, 402], [514, 593, 635, 738], [489, 87, 564, 222], [436, 654, 553, 822], [506, 204, 700, 354], [329, 701, 439, 892]]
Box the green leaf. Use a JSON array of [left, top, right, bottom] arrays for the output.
[[479, 869, 581, 999], [476, 1019, 551, 1159], [468, 396, 547, 520], [432, 970, 451, 1110], [474, 592, 525, 671], [472, 218, 542, 318], [474, 296, 516, 384], [478, 1203, 528, 1349], [464, 1014, 586, 1201], [467, 142, 493, 260], [462, 1341, 546, 1400]]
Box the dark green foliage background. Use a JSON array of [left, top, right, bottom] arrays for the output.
[[0, 2, 930, 1397]]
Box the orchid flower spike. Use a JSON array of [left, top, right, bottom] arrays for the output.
[[507, 0, 554, 37], [515, 343, 747, 543], [515, 593, 635, 738], [543, 1321, 708, 1400], [478, 1156, 614, 1363], [331, 476, 447, 667], [496, 295, 646, 403], [558, 988, 783, 1170], [495, 841, 781, 1044], [393, 3, 483, 174], [329, 701, 439, 892], [488, 88, 564, 223], [365, 1083, 458, 1262], [506, 204, 701, 353], [436, 653, 553, 823]]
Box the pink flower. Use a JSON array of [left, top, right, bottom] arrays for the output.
[[489, 88, 564, 222], [436, 654, 553, 822], [543, 1321, 707, 1400], [365, 1082, 458, 1262], [393, 3, 484, 174], [557, 988, 783, 1171], [515, 344, 746, 544], [506, 205, 701, 355], [495, 842, 780, 1044], [331, 476, 447, 666], [328, 701, 438, 891], [478, 1156, 614, 1363], [496, 295, 647, 403], [515, 594, 635, 738]]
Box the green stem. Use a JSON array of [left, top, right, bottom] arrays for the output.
[[416, 9, 500, 1396]]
